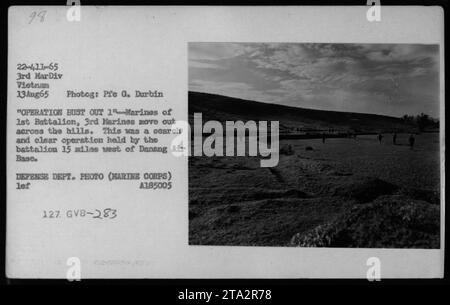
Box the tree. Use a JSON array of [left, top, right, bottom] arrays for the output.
[[402, 113, 439, 132]]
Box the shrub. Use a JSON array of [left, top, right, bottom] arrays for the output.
[[280, 144, 295, 155]]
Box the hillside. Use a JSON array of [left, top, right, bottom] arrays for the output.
[[188, 91, 416, 134]]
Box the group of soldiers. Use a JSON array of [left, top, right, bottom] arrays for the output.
[[320, 131, 416, 149], [378, 132, 416, 149]]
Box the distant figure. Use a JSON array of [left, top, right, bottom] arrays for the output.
[[378, 133, 383, 144], [322, 133, 326, 144], [393, 133, 397, 145], [409, 134, 415, 149]]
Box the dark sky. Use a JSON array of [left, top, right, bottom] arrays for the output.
[[189, 43, 440, 118]]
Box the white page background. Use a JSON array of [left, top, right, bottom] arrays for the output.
[[7, 6, 445, 279]]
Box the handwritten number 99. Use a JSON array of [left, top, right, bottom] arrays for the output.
[[29, 11, 46, 24]]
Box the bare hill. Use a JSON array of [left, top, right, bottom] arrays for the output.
[[188, 91, 416, 134]]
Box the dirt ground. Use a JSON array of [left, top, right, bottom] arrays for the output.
[[189, 133, 440, 248], [286, 133, 440, 191]]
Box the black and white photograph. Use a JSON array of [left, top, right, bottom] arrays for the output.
[[188, 42, 441, 248], [4, 4, 446, 284]]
